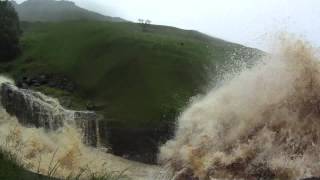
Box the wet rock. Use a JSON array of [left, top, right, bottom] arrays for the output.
[[48, 81, 57, 87], [17, 74, 76, 92], [39, 74, 48, 84], [74, 111, 100, 146], [24, 77, 32, 85], [1, 84, 57, 128], [0, 83, 101, 146], [21, 82, 29, 89], [31, 79, 39, 84], [33, 82, 41, 87], [86, 101, 105, 111], [59, 97, 72, 108], [65, 83, 75, 92]]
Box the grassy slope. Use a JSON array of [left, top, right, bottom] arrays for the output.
[[0, 152, 55, 180], [0, 151, 127, 180], [6, 21, 258, 128]]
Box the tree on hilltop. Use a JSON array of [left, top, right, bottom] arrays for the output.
[[138, 18, 152, 32]]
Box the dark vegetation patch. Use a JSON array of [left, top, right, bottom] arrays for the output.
[[0, 150, 57, 180]]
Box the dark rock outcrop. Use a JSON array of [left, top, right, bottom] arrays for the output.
[[1, 83, 100, 146], [16, 74, 76, 92]]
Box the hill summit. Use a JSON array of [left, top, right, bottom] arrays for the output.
[[12, 0, 126, 22]]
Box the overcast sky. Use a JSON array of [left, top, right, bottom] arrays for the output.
[[16, 0, 320, 50]]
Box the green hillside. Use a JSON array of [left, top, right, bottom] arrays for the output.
[[4, 21, 259, 129], [0, 20, 262, 163]]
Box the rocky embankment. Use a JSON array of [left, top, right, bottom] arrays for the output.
[[16, 74, 75, 92], [0, 82, 99, 146]]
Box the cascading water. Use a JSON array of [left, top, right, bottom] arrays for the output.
[[159, 37, 320, 180], [0, 82, 100, 146], [0, 77, 161, 179]]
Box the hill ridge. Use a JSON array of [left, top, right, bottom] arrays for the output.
[[12, 0, 126, 22]]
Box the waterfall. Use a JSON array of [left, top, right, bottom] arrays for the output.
[[0, 82, 100, 146], [0, 76, 161, 179]]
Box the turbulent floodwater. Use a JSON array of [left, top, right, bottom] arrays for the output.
[[159, 37, 320, 180], [0, 77, 160, 180], [1, 36, 320, 180]]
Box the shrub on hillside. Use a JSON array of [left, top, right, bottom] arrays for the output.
[[0, 0, 21, 61]]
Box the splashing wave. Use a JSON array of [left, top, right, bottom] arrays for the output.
[[159, 37, 320, 180]]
